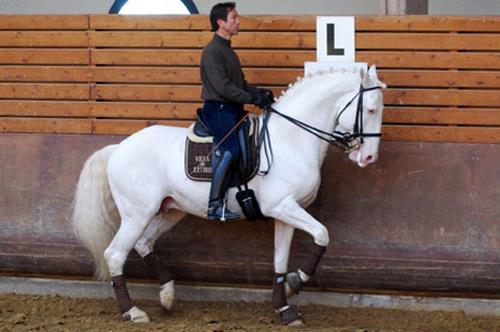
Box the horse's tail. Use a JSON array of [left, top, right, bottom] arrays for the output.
[[72, 144, 120, 281]]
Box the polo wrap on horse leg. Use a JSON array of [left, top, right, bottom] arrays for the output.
[[143, 252, 173, 285], [301, 243, 327, 277], [272, 273, 287, 310], [111, 275, 133, 314], [272, 273, 303, 325]]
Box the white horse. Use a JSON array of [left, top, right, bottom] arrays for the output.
[[72, 65, 385, 326]]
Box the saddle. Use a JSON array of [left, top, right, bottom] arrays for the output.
[[185, 109, 265, 221], [185, 109, 260, 185]]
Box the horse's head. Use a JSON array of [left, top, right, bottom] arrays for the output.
[[334, 65, 386, 168]]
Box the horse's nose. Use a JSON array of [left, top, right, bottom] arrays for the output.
[[363, 154, 377, 164]]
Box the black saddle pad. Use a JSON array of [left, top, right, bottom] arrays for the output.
[[185, 116, 260, 184]]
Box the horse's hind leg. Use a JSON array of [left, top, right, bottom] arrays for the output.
[[104, 215, 154, 323], [134, 209, 185, 311]]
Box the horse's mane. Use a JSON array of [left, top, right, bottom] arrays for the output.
[[275, 67, 364, 103]]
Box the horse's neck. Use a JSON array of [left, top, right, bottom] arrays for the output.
[[266, 73, 360, 167]]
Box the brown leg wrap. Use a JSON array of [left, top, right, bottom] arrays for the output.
[[111, 275, 133, 314], [143, 252, 173, 285], [272, 273, 287, 310], [300, 243, 327, 277]]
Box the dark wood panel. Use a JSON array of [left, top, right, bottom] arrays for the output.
[[0, 134, 498, 293]]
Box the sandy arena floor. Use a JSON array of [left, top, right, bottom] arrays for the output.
[[0, 293, 499, 331]]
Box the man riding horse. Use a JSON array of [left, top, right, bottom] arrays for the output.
[[200, 2, 273, 221]]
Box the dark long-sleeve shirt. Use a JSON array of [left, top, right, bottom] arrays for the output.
[[200, 33, 259, 105]]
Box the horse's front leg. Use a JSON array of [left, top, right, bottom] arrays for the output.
[[270, 197, 329, 325], [273, 220, 304, 326]]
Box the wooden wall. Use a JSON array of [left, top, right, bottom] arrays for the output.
[[0, 15, 499, 294], [0, 15, 499, 142]]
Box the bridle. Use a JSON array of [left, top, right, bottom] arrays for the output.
[[257, 84, 383, 175], [332, 85, 383, 151]]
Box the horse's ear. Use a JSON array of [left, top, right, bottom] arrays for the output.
[[368, 64, 387, 89], [368, 65, 378, 79]]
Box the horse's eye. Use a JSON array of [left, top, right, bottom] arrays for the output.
[[368, 109, 376, 115]]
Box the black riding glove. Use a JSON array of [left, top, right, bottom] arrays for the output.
[[251, 92, 273, 109], [259, 88, 274, 101]]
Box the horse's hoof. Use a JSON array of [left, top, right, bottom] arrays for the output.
[[123, 306, 151, 323], [279, 306, 304, 326], [285, 271, 304, 298], [159, 280, 175, 311]]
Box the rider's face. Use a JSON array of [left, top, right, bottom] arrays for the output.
[[218, 9, 240, 37]]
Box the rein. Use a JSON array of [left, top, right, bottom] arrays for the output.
[[257, 84, 383, 175]]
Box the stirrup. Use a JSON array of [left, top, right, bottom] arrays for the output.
[[207, 199, 240, 221]]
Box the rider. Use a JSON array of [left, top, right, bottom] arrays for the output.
[[200, 2, 273, 221]]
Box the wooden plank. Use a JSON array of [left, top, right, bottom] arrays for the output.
[[378, 70, 500, 88], [0, 66, 91, 83], [92, 67, 500, 88], [90, 14, 317, 31], [90, 31, 499, 51], [0, 49, 89, 65], [91, 49, 314, 67], [89, 15, 500, 33], [0, 32, 89, 47], [89, 31, 316, 49], [0, 101, 90, 117], [384, 89, 500, 107], [0, 15, 88, 30], [357, 33, 500, 51], [383, 125, 500, 144], [93, 67, 300, 85], [356, 16, 500, 32], [90, 14, 209, 31], [90, 102, 199, 119], [92, 119, 191, 134], [359, 51, 500, 70], [94, 85, 201, 102], [94, 85, 281, 103], [0, 117, 91, 133], [0, 83, 89, 100], [383, 107, 500, 126]]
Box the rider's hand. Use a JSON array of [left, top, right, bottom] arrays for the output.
[[251, 92, 273, 109], [258, 88, 274, 102]]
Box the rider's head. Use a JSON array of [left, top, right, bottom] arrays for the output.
[[210, 2, 240, 38]]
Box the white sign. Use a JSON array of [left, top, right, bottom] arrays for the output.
[[316, 16, 355, 62]]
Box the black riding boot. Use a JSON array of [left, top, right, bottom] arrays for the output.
[[207, 151, 241, 221]]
